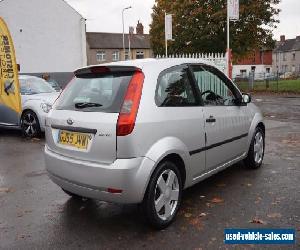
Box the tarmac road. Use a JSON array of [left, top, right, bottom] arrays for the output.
[[0, 95, 299, 249]]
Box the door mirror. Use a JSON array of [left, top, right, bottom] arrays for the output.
[[242, 93, 252, 104]]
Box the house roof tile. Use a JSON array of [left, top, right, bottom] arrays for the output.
[[87, 32, 150, 49], [274, 37, 300, 52]]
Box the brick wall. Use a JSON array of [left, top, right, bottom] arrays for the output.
[[236, 50, 272, 65]]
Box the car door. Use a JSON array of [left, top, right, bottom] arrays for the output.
[[190, 64, 251, 171], [0, 79, 22, 127], [154, 64, 206, 179], [0, 104, 20, 126]]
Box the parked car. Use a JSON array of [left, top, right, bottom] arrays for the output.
[[47, 79, 62, 92], [44, 59, 265, 229], [41, 73, 62, 92], [19, 75, 60, 137]]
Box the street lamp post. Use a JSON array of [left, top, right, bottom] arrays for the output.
[[122, 6, 132, 61]]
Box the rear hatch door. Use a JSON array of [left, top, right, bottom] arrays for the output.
[[45, 66, 137, 164]]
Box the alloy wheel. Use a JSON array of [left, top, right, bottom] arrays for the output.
[[22, 112, 37, 137], [154, 169, 179, 221], [254, 131, 264, 164]]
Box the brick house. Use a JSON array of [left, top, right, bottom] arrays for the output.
[[272, 35, 300, 75], [86, 22, 153, 65], [232, 49, 273, 79]]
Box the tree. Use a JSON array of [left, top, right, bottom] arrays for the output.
[[150, 0, 281, 58]]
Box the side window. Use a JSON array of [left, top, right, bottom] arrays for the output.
[[156, 66, 197, 107], [191, 66, 237, 106]]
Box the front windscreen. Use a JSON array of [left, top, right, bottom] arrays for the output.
[[20, 78, 56, 95]]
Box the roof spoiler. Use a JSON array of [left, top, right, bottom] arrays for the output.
[[74, 66, 141, 76]]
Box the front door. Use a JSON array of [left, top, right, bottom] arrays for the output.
[[190, 65, 251, 171]]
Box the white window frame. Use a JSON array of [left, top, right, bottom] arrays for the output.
[[125, 50, 130, 61], [96, 51, 106, 62], [112, 51, 120, 62]]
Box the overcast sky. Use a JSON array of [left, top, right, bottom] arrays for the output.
[[66, 0, 299, 40]]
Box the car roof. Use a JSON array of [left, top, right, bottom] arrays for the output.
[[77, 58, 217, 72]]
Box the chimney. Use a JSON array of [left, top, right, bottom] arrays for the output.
[[136, 21, 144, 35], [280, 35, 285, 42]]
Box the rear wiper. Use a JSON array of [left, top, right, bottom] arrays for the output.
[[75, 102, 103, 109]]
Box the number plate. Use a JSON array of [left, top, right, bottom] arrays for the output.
[[58, 130, 90, 149]]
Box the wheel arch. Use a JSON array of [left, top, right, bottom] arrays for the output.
[[142, 137, 190, 199], [158, 153, 186, 187], [21, 108, 34, 117], [257, 122, 265, 135]]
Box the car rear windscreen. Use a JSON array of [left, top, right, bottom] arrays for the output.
[[55, 71, 134, 113]]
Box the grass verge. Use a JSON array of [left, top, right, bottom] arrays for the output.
[[235, 79, 300, 93]]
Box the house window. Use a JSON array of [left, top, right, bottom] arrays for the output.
[[112, 51, 120, 61], [292, 53, 296, 60], [136, 51, 144, 59], [240, 69, 247, 77], [125, 50, 130, 60], [283, 52, 287, 61], [96, 51, 106, 62]]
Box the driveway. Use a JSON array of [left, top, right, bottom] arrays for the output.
[[0, 95, 299, 249]]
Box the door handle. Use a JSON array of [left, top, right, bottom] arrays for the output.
[[206, 116, 216, 123]]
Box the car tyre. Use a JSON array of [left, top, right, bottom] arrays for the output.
[[244, 127, 265, 169], [141, 160, 183, 229], [21, 110, 41, 138]]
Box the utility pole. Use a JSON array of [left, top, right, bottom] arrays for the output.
[[122, 6, 132, 61]]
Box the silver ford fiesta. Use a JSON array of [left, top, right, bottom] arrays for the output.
[[44, 58, 265, 229]]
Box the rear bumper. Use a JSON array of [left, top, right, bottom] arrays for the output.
[[44, 146, 155, 204]]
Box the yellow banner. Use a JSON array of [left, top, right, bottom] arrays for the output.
[[0, 17, 21, 114]]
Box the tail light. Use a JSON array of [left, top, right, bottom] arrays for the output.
[[117, 70, 145, 136], [107, 188, 123, 194]]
